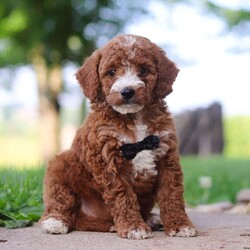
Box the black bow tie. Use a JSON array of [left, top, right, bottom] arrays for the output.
[[121, 135, 160, 160]]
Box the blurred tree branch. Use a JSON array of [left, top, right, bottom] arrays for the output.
[[204, 1, 250, 30], [171, 0, 250, 52], [202, 1, 250, 53], [170, 0, 250, 35]]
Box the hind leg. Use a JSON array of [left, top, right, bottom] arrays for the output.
[[75, 212, 114, 232], [74, 192, 114, 232], [146, 213, 164, 231]]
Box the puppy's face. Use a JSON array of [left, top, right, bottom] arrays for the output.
[[76, 35, 179, 115], [98, 36, 158, 114]]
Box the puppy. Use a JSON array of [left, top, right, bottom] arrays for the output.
[[40, 34, 197, 239]]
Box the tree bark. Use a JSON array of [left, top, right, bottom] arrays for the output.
[[175, 102, 224, 156], [32, 52, 62, 162]]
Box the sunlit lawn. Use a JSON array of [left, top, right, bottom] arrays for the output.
[[224, 116, 250, 157], [0, 134, 41, 168]]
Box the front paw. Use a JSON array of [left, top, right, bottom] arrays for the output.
[[168, 226, 197, 237], [41, 217, 68, 234], [118, 223, 152, 240]]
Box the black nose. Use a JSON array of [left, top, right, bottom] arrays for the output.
[[121, 87, 135, 100]]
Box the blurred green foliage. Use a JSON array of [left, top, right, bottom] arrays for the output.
[[205, 1, 250, 29], [0, 0, 146, 66], [1, 0, 249, 67]]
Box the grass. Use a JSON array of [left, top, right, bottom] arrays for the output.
[[182, 156, 250, 205], [0, 166, 45, 228], [0, 156, 250, 229]]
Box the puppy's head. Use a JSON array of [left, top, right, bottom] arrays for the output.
[[76, 34, 179, 114]]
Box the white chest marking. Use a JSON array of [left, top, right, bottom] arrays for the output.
[[132, 123, 157, 176]]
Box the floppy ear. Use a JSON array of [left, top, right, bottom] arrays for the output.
[[76, 50, 102, 102], [154, 47, 179, 99]]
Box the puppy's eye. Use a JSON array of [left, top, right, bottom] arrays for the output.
[[139, 66, 148, 77], [107, 68, 116, 77]]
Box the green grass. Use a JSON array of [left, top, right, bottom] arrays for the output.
[[182, 156, 250, 205], [0, 156, 249, 229], [0, 166, 45, 228]]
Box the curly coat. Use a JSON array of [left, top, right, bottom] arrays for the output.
[[41, 34, 197, 239]]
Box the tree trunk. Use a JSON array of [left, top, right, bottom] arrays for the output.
[[175, 102, 224, 156], [32, 53, 62, 162]]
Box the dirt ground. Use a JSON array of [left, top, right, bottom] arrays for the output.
[[0, 211, 250, 250]]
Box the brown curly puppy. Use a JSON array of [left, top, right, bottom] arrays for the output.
[[40, 34, 197, 239]]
